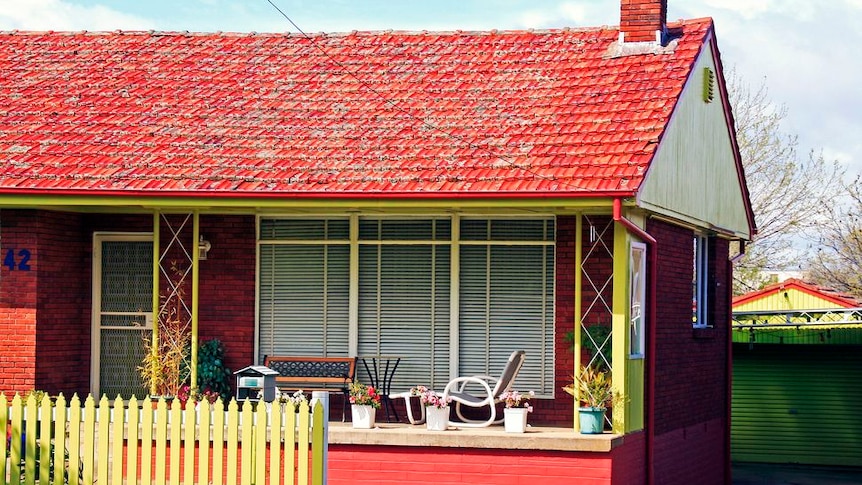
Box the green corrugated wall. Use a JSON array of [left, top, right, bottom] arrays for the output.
[[732, 344, 862, 466]]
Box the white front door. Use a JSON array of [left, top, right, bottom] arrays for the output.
[[91, 234, 153, 398]]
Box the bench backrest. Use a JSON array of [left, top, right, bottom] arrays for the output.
[[263, 356, 357, 386]]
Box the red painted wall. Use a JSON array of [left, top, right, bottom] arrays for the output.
[[328, 445, 617, 485], [648, 218, 730, 485]]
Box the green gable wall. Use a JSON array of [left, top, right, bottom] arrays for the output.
[[637, 43, 750, 239]]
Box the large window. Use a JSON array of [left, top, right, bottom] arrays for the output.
[[258, 216, 555, 395]]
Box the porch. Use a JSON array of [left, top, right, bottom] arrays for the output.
[[326, 420, 642, 485]]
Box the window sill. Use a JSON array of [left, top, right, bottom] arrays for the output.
[[692, 326, 716, 339]]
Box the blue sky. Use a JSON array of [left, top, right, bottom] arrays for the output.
[[1, 0, 860, 174]]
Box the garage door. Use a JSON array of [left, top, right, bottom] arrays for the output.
[[732, 344, 862, 466]]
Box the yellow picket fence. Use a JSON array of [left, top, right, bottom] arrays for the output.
[[1, 392, 328, 485]]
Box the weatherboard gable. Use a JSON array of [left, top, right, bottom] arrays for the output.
[[637, 35, 751, 239]]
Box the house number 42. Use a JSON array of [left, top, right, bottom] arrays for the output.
[[3, 248, 32, 271]]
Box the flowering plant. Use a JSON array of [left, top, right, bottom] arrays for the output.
[[276, 389, 309, 406], [410, 386, 452, 409], [349, 382, 381, 409], [177, 384, 220, 406], [500, 389, 534, 412]]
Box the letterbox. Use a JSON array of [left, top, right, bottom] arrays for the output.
[[234, 365, 279, 402]]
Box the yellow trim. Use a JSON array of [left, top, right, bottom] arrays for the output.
[[0, 194, 614, 212], [611, 221, 628, 433], [151, 213, 161, 396], [191, 211, 200, 388], [573, 214, 583, 427]]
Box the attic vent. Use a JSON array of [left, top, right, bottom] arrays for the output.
[[703, 67, 715, 103]]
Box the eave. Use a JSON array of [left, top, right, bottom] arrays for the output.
[[0, 189, 634, 214]]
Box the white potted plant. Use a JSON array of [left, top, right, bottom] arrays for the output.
[[500, 389, 534, 433], [411, 386, 451, 431], [348, 382, 381, 429]]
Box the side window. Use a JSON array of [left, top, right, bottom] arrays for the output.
[[692, 234, 709, 327], [629, 242, 647, 356]]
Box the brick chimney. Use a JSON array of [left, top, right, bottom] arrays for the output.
[[620, 0, 667, 43]]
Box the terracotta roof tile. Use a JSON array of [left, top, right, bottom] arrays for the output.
[[0, 20, 713, 197]]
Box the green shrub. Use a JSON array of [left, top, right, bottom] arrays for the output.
[[197, 338, 232, 402]]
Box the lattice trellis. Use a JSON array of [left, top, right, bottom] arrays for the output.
[[151, 212, 197, 393], [581, 215, 614, 372]]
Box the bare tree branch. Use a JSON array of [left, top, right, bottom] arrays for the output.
[[727, 69, 845, 294]]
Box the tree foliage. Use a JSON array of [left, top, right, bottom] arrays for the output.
[[805, 177, 862, 297], [728, 69, 844, 294]]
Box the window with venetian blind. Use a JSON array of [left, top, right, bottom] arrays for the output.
[[257, 216, 555, 395]]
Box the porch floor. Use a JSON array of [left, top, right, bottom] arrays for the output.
[[327, 421, 624, 452]]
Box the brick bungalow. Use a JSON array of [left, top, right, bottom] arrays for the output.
[[0, 0, 754, 483]]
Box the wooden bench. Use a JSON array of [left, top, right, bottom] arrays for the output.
[[263, 355, 357, 420]]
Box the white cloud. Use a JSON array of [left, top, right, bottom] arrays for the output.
[[701, 0, 819, 21], [518, 1, 616, 29], [0, 0, 152, 31]]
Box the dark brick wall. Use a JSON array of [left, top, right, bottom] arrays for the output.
[[648, 218, 730, 485], [197, 215, 257, 381], [34, 211, 88, 393]]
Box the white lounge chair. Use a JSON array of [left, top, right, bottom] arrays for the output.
[[441, 350, 526, 428]]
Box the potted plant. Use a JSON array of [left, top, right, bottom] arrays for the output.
[[410, 386, 452, 431], [138, 261, 192, 404], [563, 365, 621, 434], [348, 382, 381, 429], [500, 389, 534, 433]]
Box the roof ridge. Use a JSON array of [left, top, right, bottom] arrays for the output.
[[0, 18, 712, 39]]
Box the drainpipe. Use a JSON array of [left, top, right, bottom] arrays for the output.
[[613, 198, 657, 485], [726, 241, 744, 483]]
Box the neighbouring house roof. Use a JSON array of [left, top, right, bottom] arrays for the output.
[[0, 19, 723, 200], [733, 278, 862, 310]]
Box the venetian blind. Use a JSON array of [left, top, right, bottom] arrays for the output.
[[459, 218, 555, 396], [258, 219, 350, 359], [357, 219, 451, 391]]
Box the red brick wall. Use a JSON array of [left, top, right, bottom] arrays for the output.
[[648, 218, 729, 485], [34, 211, 88, 393], [1, 210, 259, 397], [0, 210, 38, 394], [620, 0, 667, 42], [611, 430, 646, 485], [197, 215, 256, 380], [542, 215, 577, 425], [653, 417, 727, 483]]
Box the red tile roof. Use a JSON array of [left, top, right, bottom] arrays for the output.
[[0, 19, 713, 198]]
